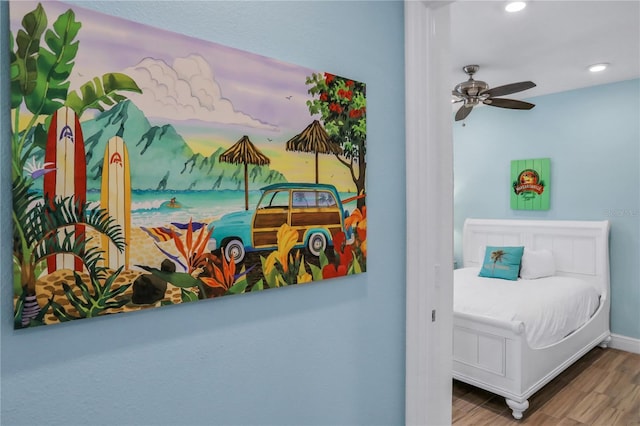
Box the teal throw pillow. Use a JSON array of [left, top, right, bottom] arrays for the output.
[[478, 246, 525, 281]]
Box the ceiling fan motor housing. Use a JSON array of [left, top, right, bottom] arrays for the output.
[[455, 79, 489, 99], [454, 65, 489, 100]]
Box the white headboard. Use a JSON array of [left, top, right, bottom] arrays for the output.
[[462, 219, 611, 297]]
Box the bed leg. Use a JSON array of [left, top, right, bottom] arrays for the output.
[[598, 335, 612, 349], [506, 399, 529, 420]]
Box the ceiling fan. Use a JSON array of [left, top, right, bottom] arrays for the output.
[[452, 65, 536, 121]]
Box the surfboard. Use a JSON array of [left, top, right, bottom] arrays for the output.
[[161, 200, 182, 209], [43, 106, 87, 273], [101, 136, 131, 270]]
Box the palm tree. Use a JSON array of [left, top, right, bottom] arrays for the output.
[[490, 250, 506, 275], [285, 120, 343, 184], [219, 136, 271, 210]]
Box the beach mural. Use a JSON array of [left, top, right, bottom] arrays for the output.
[[9, 1, 367, 329]]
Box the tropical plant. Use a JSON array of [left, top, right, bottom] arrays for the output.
[[170, 220, 215, 275], [260, 223, 306, 287], [9, 3, 142, 327], [147, 219, 215, 299], [201, 251, 236, 291], [296, 261, 313, 284], [344, 206, 367, 271], [306, 72, 367, 209], [47, 266, 130, 322], [321, 230, 363, 280], [142, 220, 248, 299], [13, 187, 125, 327], [258, 220, 367, 286], [318, 206, 367, 279], [15, 189, 125, 290], [201, 252, 250, 295], [257, 224, 317, 287]]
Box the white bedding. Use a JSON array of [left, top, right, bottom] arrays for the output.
[[454, 267, 601, 348]]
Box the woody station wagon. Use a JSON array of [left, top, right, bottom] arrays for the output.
[[207, 183, 351, 263]]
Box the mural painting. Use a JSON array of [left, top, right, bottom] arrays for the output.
[[9, 2, 367, 329]]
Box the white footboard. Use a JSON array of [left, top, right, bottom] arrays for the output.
[[453, 297, 610, 419], [453, 312, 526, 401]]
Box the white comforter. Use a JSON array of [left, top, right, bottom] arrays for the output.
[[454, 267, 601, 348]]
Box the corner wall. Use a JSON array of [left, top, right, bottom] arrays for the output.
[[0, 2, 407, 425], [454, 79, 640, 340]]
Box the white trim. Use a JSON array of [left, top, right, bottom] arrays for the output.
[[405, 1, 453, 425], [610, 333, 640, 354]]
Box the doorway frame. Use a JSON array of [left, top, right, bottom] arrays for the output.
[[405, 1, 453, 425]]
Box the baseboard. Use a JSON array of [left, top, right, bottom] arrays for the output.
[[609, 333, 640, 354]]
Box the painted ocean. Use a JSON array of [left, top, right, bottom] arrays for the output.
[[87, 189, 358, 227]]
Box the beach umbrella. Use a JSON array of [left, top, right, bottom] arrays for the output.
[[285, 120, 342, 184], [219, 135, 270, 210]]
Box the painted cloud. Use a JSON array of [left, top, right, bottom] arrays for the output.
[[124, 54, 277, 130]]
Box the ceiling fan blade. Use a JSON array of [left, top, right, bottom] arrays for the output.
[[483, 98, 535, 110], [455, 104, 473, 121], [481, 81, 536, 98]]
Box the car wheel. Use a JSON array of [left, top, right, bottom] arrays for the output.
[[223, 239, 245, 264], [307, 232, 327, 257]]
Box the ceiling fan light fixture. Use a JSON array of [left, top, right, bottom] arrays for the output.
[[505, 2, 527, 13], [588, 63, 609, 73]]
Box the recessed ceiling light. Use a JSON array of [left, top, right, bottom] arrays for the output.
[[505, 2, 527, 13], [588, 63, 609, 73]]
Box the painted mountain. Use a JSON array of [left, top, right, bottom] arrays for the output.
[[76, 100, 287, 191]]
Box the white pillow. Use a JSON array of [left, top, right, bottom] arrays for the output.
[[520, 248, 555, 279]]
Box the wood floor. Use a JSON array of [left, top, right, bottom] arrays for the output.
[[453, 347, 640, 425]]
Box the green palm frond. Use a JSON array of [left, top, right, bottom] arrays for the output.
[[66, 73, 142, 116], [20, 195, 123, 277], [12, 177, 39, 223], [34, 237, 108, 279], [13, 178, 40, 263], [23, 195, 123, 247], [84, 206, 125, 251]]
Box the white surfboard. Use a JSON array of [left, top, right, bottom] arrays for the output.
[[101, 136, 131, 270]]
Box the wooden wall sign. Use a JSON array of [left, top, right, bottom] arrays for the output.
[[510, 158, 550, 210]]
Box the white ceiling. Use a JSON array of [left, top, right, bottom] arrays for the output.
[[450, 0, 640, 100]]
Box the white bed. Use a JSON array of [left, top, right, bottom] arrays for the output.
[[453, 218, 611, 420]]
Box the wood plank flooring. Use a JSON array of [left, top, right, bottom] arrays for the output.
[[453, 347, 640, 425]]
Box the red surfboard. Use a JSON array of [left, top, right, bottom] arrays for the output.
[[43, 107, 87, 273]]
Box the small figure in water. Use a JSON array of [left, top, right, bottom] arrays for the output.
[[168, 197, 178, 207]]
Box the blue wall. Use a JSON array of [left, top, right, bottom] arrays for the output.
[[454, 79, 640, 339], [0, 2, 406, 425]]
